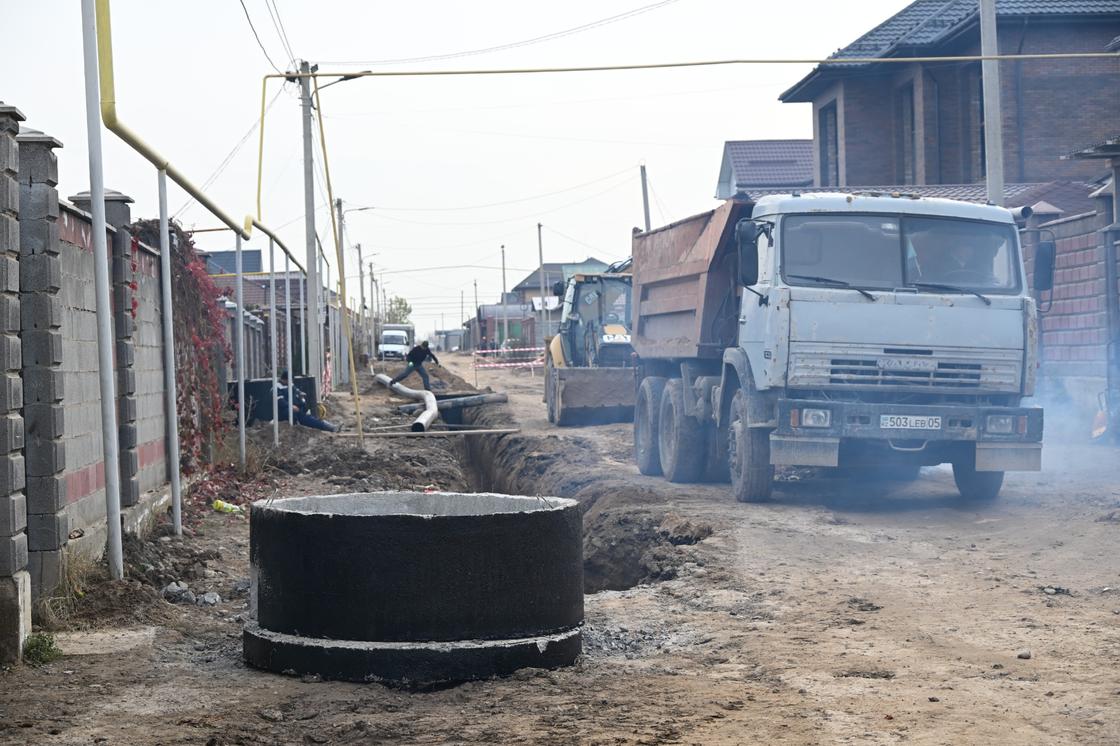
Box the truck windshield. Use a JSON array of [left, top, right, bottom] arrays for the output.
[[782, 214, 1020, 293], [382, 332, 407, 346]]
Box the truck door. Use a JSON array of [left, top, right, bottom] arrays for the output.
[[739, 221, 776, 387]]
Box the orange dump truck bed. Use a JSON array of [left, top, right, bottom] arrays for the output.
[[630, 199, 752, 360]]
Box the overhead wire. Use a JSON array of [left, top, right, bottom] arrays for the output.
[[263, 0, 296, 67], [318, 0, 681, 66], [174, 87, 285, 219], [238, 0, 283, 74]]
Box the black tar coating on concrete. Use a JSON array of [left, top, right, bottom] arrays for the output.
[[245, 492, 584, 683], [243, 623, 582, 685]]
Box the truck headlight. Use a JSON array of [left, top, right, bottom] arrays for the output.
[[800, 408, 831, 428], [986, 414, 1014, 434]]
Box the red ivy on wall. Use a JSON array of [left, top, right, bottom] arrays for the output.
[[128, 220, 231, 473]]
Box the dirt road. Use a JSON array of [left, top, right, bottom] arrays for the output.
[[2, 358, 1118, 745]]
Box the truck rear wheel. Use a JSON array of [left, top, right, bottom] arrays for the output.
[[952, 456, 1004, 503], [728, 388, 773, 502], [658, 379, 705, 483], [634, 377, 666, 475]]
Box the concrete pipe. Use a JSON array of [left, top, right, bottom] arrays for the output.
[[375, 373, 438, 431], [243, 492, 584, 684]]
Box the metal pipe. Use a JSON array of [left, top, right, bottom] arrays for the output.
[[397, 393, 508, 414], [81, 0, 123, 579], [157, 170, 183, 537], [299, 264, 307, 375], [269, 238, 279, 447], [375, 374, 438, 432], [980, 0, 1005, 206], [94, 0, 249, 239], [285, 252, 294, 427], [235, 234, 246, 470]]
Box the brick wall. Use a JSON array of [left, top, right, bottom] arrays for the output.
[[133, 245, 166, 494], [1021, 193, 1116, 418], [810, 17, 1120, 188], [57, 207, 109, 539]]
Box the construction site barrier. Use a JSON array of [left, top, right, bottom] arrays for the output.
[[473, 347, 546, 370]]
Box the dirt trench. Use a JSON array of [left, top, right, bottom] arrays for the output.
[[456, 394, 711, 593]]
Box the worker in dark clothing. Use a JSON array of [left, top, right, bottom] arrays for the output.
[[390, 340, 440, 391], [278, 371, 339, 432]]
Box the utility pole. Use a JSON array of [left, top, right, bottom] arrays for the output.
[[640, 164, 652, 232], [299, 60, 321, 391], [357, 243, 366, 357], [473, 278, 479, 348], [537, 222, 549, 344], [460, 290, 465, 346], [334, 197, 347, 383], [501, 244, 509, 345], [370, 263, 378, 356], [980, 0, 1005, 206]]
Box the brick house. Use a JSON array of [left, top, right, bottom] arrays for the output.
[[715, 140, 813, 198], [779, 0, 1120, 188]]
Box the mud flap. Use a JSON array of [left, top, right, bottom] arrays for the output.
[[975, 442, 1042, 471], [769, 435, 839, 467]]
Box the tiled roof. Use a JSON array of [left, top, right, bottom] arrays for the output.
[[742, 180, 1100, 215], [724, 140, 814, 188], [782, 0, 1120, 101]]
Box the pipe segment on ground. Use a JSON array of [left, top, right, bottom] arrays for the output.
[[375, 373, 439, 432], [396, 393, 508, 414]]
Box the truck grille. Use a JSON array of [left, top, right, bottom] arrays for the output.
[[788, 343, 1021, 392]]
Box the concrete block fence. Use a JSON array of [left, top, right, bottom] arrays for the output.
[[0, 106, 271, 663]]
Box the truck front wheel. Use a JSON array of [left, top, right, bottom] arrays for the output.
[[634, 377, 667, 475], [658, 379, 705, 483], [728, 388, 774, 502], [952, 456, 1004, 503]]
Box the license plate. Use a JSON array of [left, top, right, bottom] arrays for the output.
[[880, 414, 942, 430]]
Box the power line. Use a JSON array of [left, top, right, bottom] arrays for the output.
[[363, 175, 635, 227], [175, 87, 285, 218], [347, 166, 636, 213], [319, 0, 681, 66], [264, 0, 296, 66], [238, 0, 283, 74]]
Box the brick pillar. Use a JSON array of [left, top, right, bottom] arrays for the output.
[[0, 103, 29, 664], [19, 126, 67, 600], [70, 188, 139, 508]]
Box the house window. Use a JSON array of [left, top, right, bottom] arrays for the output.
[[896, 83, 916, 184], [819, 102, 839, 186]]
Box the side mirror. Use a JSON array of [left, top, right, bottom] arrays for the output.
[[736, 219, 761, 287], [552, 281, 565, 297], [1034, 240, 1055, 292]]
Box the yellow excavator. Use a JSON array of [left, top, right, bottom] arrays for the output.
[[544, 271, 636, 425]]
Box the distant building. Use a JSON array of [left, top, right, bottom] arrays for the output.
[[512, 257, 610, 303], [200, 248, 262, 274], [779, 0, 1120, 188], [715, 140, 813, 199]]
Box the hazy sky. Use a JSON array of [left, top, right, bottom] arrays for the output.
[[2, 0, 911, 335]]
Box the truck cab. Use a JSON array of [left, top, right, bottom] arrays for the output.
[[631, 193, 1046, 504]]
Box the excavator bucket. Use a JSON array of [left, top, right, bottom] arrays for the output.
[[547, 366, 635, 426]]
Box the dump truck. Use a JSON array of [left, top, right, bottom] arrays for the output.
[[544, 272, 636, 425], [631, 193, 1046, 503]]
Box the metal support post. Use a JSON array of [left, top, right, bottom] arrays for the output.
[[640, 164, 652, 232], [501, 244, 509, 344], [235, 234, 246, 470], [299, 266, 307, 375], [81, 0, 123, 578], [157, 170, 183, 536], [537, 223, 548, 342], [299, 60, 321, 390], [285, 252, 294, 426], [980, 0, 1005, 206], [269, 239, 279, 447]]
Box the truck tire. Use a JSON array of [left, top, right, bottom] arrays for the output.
[[953, 457, 1004, 503], [657, 379, 706, 483], [702, 422, 731, 483], [634, 377, 666, 476], [728, 388, 773, 502]]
